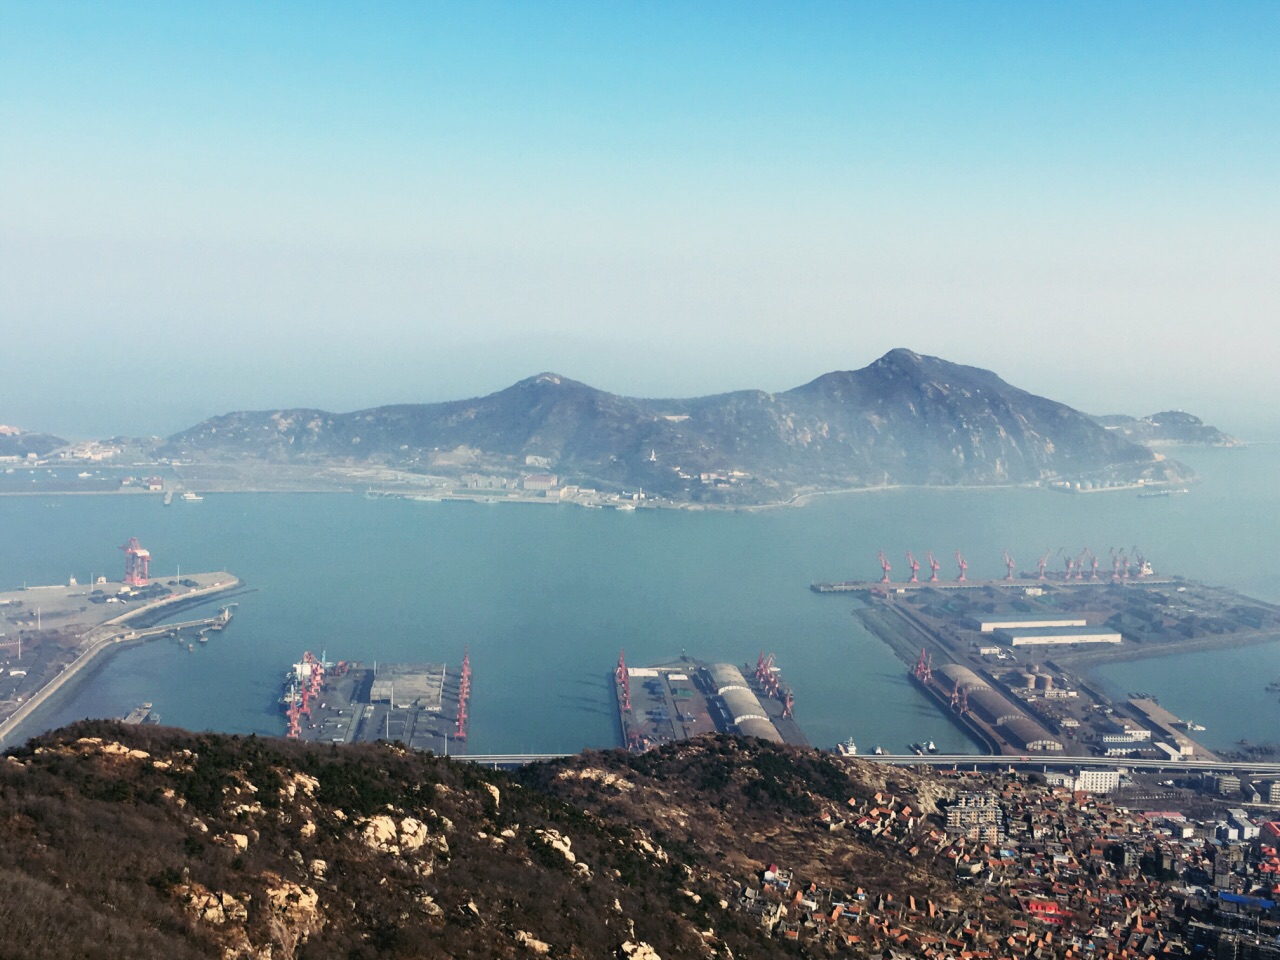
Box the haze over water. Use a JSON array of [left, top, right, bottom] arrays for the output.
[[3, 443, 1277, 755]]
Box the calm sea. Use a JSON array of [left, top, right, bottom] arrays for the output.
[[2, 443, 1277, 754]]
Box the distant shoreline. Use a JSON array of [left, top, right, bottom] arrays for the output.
[[0, 472, 1192, 512]]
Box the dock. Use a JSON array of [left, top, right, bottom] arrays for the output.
[[121, 703, 158, 725], [615, 653, 808, 751], [814, 568, 1274, 761], [0, 572, 241, 749], [284, 659, 466, 755]]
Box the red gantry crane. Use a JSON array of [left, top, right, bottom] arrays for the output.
[[1037, 549, 1051, 580], [1059, 548, 1075, 580], [906, 551, 920, 583], [913, 646, 933, 685], [1075, 548, 1089, 580], [1003, 548, 1015, 581], [926, 550, 941, 582], [120, 537, 151, 586], [955, 550, 968, 583], [877, 550, 892, 584]]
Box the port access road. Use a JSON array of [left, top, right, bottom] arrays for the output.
[[459, 751, 1280, 776]]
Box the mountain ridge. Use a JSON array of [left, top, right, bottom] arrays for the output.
[[160, 350, 1193, 502]]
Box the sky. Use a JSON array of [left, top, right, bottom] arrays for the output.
[[2, 1, 1277, 439]]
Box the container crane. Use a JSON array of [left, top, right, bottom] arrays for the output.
[[906, 551, 920, 583], [1037, 550, 1050, 580], [1110, 548, 1122, 580], [877, 550, 892, 584], [120, 537, 151, 586], [1075, 548, 1090, 580], [926, 550, 941, 582], [1003, 549, 1015, 581], [1059, 548, 1075, 580], [913, 647, 933, 685], [1132, 546, 1151, 577], [955, 550, 967, 582]]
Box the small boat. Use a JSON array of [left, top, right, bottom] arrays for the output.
[[927, 740, 938, 753], [163, 491, 173, 505], [836, 737, 857, 756], [872, 745, 885, 756], [180, 491, 203, 502]]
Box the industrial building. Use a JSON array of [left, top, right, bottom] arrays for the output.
[[976, 617, 1087, 633], [934, 663, 1063, 752], [705, 663, 784, 743], [993, 626, 1122, 647]]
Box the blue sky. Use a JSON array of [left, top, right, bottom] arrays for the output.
[[2, 1, 1277, 437]]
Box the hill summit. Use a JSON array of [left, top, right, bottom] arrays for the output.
[[162, 350, 1189, 502]]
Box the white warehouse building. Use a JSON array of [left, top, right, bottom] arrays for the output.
[[993, 626, 1122, 647]]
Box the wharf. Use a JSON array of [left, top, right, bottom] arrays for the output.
[[812, 576, 1176, 593], [121, 703, 158, 725], [824, 572, 1274, 761], [615, 655, 808, 751], [0, 572, 241, 749], [1127, 697, 1220, 762], [288, 661, 465, 755]]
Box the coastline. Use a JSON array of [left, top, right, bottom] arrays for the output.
[[0, 577, 240, 750]]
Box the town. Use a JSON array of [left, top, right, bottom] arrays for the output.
[[733, 764, 1280, 959]]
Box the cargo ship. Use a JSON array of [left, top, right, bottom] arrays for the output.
[[121, 703, 159, 725]]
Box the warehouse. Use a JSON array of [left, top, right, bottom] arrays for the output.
[[705, 663, 784, 743], [976, 617, 1087, 633], [993, 626, 1122, 647]]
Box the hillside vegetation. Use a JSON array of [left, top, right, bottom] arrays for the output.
[[0, 724, 979, 959]]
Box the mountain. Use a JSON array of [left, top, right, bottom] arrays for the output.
[[0, 723, 965, 960], [1092, 410, 1239, 447], [0, 425, 65, 459], [161, 350, 1190, 502]]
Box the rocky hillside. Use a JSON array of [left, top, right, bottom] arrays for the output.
[[0, 425, 65, 458], [1, 724, 981, 960], [160, 350, 1190, 501], [1093, 410, 1239, 446]]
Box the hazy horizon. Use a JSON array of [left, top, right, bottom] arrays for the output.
[[3, 2, 1277, 440]]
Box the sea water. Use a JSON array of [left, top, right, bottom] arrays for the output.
[[1, 443, 1276, 754]]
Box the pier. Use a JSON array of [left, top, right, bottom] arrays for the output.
[[281, 658, 467, 755], [813, 568, 1273, 762], [0, 571, 241, 748], [615, 652, 808, 752]]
